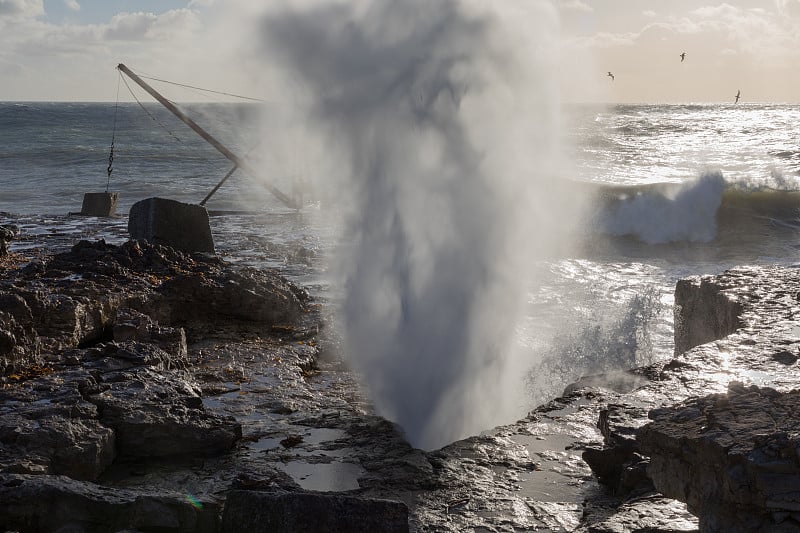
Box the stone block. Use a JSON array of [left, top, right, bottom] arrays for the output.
[[0, 473, 220, 533], [222, 490, 409, 533], [81, 192, 119, 217], [128, 197, 215, 254]]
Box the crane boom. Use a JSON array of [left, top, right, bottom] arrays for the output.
[[116, 63, 298, 209]]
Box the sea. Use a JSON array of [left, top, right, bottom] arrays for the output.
[[1, 101, 799, 415]]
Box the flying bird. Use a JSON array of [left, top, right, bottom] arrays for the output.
[[680, 52, 686, 62], [607, 71, 614, 81], [735, 90, 741, 104]]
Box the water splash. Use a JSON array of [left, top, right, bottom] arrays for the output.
[[256, 0, 581, 450], [526, 285, 665, 405]]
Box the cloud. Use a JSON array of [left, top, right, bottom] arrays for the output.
[[64, 0, 79, 11], [775, 0, 800, 17], [103, 12, 157, 40], [0, 3, 215, 100], [0, 0, 43, 18], [571, 4, 799, 66], [559, 0, 592, 13], [566, 30, 637, 49], [103, 9, 201, 41]]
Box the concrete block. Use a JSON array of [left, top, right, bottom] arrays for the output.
[[128, 197, 215, 254], [81, 192, 119, 217]]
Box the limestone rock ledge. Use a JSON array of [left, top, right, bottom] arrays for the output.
[[580, 266, 800, 532], [640, 382, 800, 533], [0, 473, 221, 533], [0, 239, 309, 373]]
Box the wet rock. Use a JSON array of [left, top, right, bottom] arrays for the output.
[[9, 215, 798, 533], [113, 308, 187, 359], [579, 266, 800, 531], [578, 493, 699, 532], [0, 291, 40, 373], [639, 382, 800, 533], [157, 266, 306, 326], [582, 403, 652, 494], [221, 490, 409, 533], [0, 473, 220, 533], [0, 239, 308, 374], [0, 368, 116, 480], [673, 275, 742, 355], [0, 224, 17, 255], [1, 341, 241, 483], [772, 349, 798, 365], [89, 363, 241, 459]]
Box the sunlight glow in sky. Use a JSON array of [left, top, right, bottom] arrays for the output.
[[0, 0, 798, 102]]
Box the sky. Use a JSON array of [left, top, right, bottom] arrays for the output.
[[0, 0, 798, 103]]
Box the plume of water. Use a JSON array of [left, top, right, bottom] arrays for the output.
[[255, 0, 583, 450]]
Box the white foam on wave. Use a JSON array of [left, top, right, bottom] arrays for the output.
[[600, 171, 726, 244]]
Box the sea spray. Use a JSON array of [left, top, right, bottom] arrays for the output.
[[525, 285, 665, 406], [256, 0, 584, 450]]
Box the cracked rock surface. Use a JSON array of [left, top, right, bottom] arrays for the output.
[[3, 215, 798, 532]]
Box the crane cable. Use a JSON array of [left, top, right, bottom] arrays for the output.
[[119, 71, 183, 143], [137, 73, 266, 103], [106, 71, 121, 192]]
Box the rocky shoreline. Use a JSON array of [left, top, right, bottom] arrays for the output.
[[1, 216, 799, 532]]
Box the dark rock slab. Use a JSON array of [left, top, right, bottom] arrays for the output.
[[221, 490, 409, 533], [1, 239, 308, 374], [673, 275, 742, 355], [156, 265, 306, 326], [579, 493, 699, 533], [113, 308, 187, 359], [0, 368, 115, 480], [90, 365, 242, 458], [639, 382, 800, 533], [128, 197, 214, 253], [582, 402, 653, 495], [1, 341, 241, 482], [0, 291, 40, 373], [0, 473, 220, 533]]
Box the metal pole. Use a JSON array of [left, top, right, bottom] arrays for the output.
[[200, 165, 238, 206], [117, 63, 298, 209]]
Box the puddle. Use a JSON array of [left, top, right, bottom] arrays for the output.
[[511, 433, 577, 456], [292, 447, 351, 458], [201, 389, 241, 410], [279, 461, 364, 492], [509, 435, 597, 504], [245, 427, 350, 456], [516, 467, 584, 503], [249, 437, 282, 451], [300, 427, 345, 445]]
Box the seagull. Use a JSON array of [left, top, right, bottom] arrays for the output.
[[607, 71, 614, 81], [735, 90, 741, 104], [680, 52, 686, 62]]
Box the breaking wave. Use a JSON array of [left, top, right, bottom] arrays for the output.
[[589, 171, 800, 244]]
